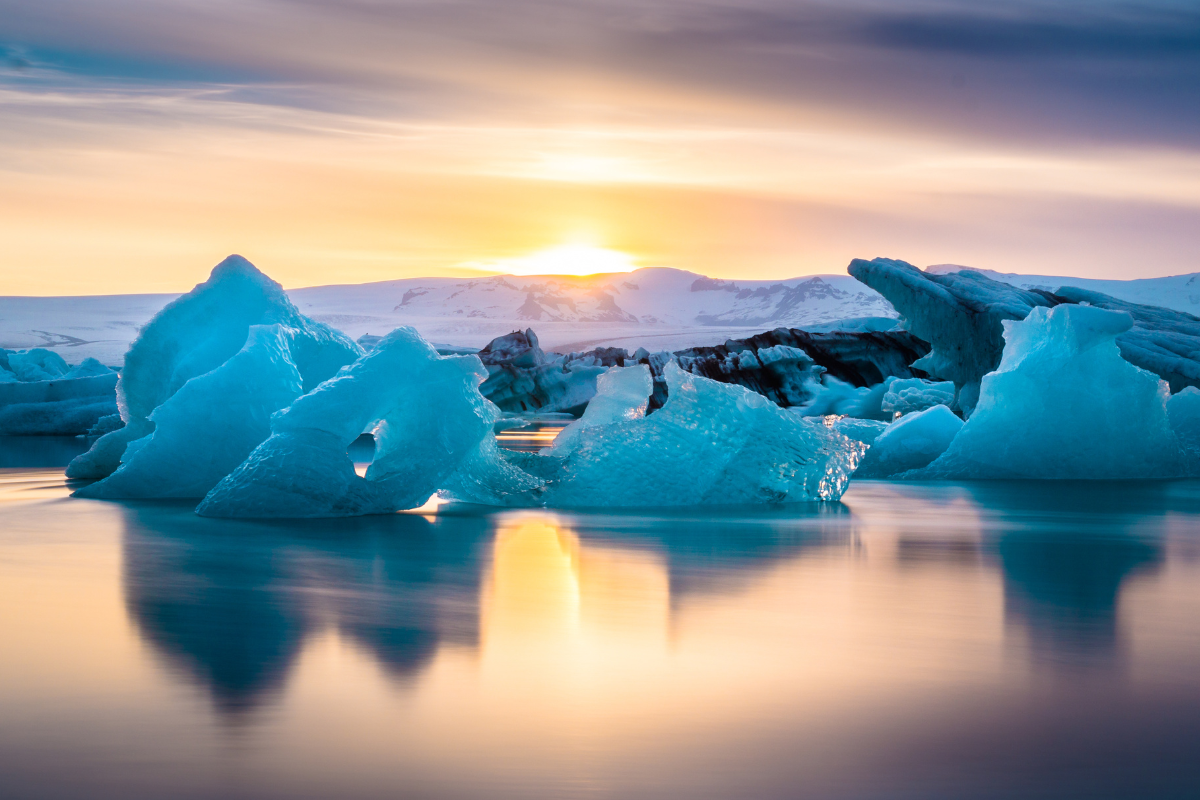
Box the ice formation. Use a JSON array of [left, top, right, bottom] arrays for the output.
[[848, 257, 1054, 415], [549, 365, 654, 455], [848, 258, 1200, 416], [880, 378, 956, 418], [445, 362, 866, 508], [1168, 387, 1200, 475], [909, 305, 1185, 480], [67, 255, 361, 483], [1052, 287, 1200, 393], [2, 348, 70, 382], [76, 326, 307, 499], [477, 329, 612, 415], [0, 349, 118, 435], [0, 372, 119, 435], [470, 325, 928, 417], [854, 405, 963, 479], [197, 327, 526, 517]]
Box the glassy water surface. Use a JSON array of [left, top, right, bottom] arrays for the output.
[[2, 437, 1200, 799]]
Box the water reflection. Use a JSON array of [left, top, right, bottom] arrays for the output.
[[118, 483, 1197, 713], [121, 505, 492, 714], [965, 482, 1182, 672], [120, 502, 854, 715], [5, 470, 1200, 798]]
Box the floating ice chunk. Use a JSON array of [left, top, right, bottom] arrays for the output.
[[67, 255, 360, 480], [881, 378, 956, 418], [800, 375, 878, 417], [75, 326, 305, 499], [5, 349, 70, 382], [1168, 387, 1200, 475], [848, 257, 1055, 414], [198, 327, 511, 518], [832, 417, 888, 446], [529, 362, 863, 507], [0, 372, 119, 435], [855, 405, 962, 478], [911, 305, 1184, 479], [1052, 286, 1200, 393], [550, 365, 653, 455], [86, 413, 125, 437], [65, 358, 115, 379]]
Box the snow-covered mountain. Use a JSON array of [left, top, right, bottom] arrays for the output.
[[3, 263, 1197, 366], [289, 268, 894, 328]]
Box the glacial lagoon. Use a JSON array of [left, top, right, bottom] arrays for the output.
[[2, 437, 1200, 799]]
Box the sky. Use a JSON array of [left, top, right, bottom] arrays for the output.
[[1, 0, 1199, 294]]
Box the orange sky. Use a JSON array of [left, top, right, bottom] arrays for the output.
[[2, 0, 1199, 294]]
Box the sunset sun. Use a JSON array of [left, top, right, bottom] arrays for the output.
[[469, 243, 638, 277]]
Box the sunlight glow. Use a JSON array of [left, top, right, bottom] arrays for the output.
[[466, 244, 638, 277]]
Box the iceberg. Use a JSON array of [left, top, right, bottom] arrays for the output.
[[3, 348, 71, 382], [67, 255, 361, 483], [542, 363, 866, 506], [1052, 286, 1200, 393], [1168, 387, 1200, 475], [445, 362, 866, 508], [549, 364, 654, 455], [198, 327, 513, 518], [909, 305, 1184, 479], [75, 325, 307, 499], [477, 329, 614, 415], [0, 372, 119, 435], [854, 404, 962, 479], [0, 350, 119, 435], [848, 258, 1200, 416], [880, 378, 956, 418], [471, 325, 929, 418], [848, 257, 1055, 415]]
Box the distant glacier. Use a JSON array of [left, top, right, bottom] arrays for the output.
[[2, 264, 1199, 366]]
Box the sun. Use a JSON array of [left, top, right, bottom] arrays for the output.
[[466, 244, 638, 277]]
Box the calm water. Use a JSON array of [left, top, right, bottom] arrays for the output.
[[3, 438, 1200, 799]]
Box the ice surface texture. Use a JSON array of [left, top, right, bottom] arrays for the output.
[[68, 256, 361, 485], [909, 305, 1185, 479], [0, 350, 117, 434], [75, 325, 307, 499], [848, 257, 1055, 415], [881, 378, 956, 418], [855, 405, 962, 479], [198, 327, 523, 517], [446, 362, 866, 508], [1052, 287, 1200, 393], [848, 258, 1200, 416], [471, 325, 929, 417]]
